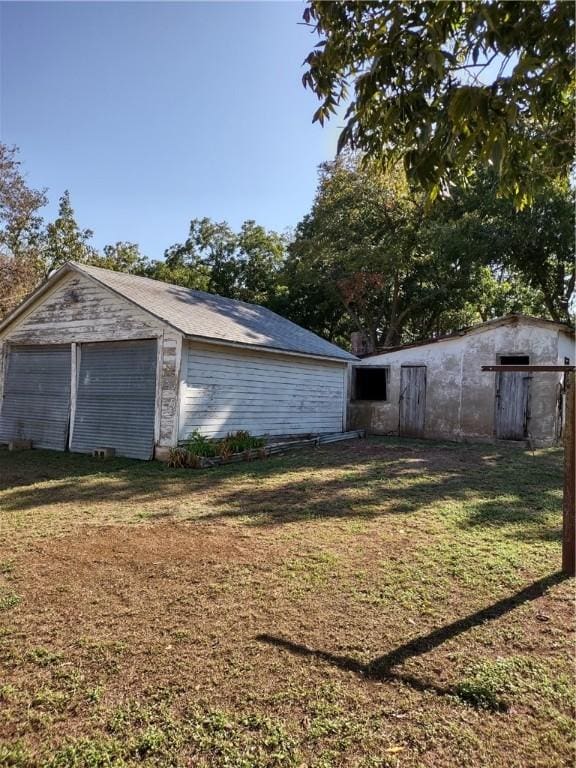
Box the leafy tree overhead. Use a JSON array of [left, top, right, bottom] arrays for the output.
[[0, 255, 41, 321], [158, 217, 238, 293], [0, 145, 151, 319], [0, 144, 47, 262], [429, 170, 575, 323], [93, 241, 148, 274], [284, 156, 485, 349], [302, 1, 575, 207], [285, 157, 422, 348], [0, 144, 570, 344], [234, 220, 287, 307], [508, 184, 574, 321]]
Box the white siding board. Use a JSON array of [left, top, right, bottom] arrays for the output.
[[180, 342, 347, 439], [181, 399, 343, 411]]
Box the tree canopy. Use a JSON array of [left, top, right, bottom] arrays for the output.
[[0, 144, 47, 318], [428, 170, 575, 323], [302, 1, 575, 207], [283, 156, 572, 350], [0, 143, 572, 350], [0, 144, 149, 318], [148, 218, 287, 308], [93, 242, 147, 274]]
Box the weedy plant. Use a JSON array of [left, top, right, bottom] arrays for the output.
[[0, 592, 21, 612], [219, 430, 266, 455], [168, 431, 266, 468], [167, 448, 188, 469], [185, 430, 219, 458]]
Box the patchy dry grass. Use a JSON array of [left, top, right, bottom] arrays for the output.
[[0, 438, 573, 767]]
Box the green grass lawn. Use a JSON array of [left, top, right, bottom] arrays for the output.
[[0, 438, 573, 767]]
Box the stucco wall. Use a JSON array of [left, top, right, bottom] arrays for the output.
[[558, 331, 575, 364], [349, 320, 570, 446], [348, 335, 464, 437]]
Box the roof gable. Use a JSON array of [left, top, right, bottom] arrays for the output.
[[0, 263, 356, 362], [359, 313, 574, 360], [0, 268, 164, 344]]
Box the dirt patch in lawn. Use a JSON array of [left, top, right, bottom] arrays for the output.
[[0, 439, 574, 767]]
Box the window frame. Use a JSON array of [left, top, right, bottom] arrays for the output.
[[351, 365, 390, 403]]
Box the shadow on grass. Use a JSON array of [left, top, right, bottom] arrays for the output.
[[257, 571, 569, 699], [0, 439, 564, 540], [0, 448, 149, 492]]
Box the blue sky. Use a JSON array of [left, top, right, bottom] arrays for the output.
[[0, 1, 340, 258]]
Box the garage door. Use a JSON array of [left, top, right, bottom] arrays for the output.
[[0, 345, 71, 450], [70, 340, 157, 460]]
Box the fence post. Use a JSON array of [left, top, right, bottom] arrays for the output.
[[562, 370, 575, 576]]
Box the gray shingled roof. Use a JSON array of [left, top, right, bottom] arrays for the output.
[[74, 263, 356, 362]]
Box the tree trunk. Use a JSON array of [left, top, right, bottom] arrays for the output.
[[383, 305, 412, 347]]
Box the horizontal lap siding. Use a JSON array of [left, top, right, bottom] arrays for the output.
[[180, 344, 346, 439]]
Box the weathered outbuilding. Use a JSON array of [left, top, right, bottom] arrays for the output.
[[348, 315, 574, 446], [0, 262, 355, 459]]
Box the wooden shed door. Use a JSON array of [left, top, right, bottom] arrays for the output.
[[399, 365, 426, 437], [495, 355, 530, 440], [70, 340, 157, 460]]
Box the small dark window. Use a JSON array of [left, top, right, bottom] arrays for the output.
[[499, 355, 529, 365], [354, 367, 388, 401]]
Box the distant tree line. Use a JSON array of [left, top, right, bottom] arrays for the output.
[[1, 143, 573, 349]]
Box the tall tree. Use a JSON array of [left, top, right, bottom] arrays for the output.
[[286, 158, 413, 348], [285, 156, 482, 349], [150, 217, 287, 307], [43, 191, 95, 276], [429, 170, 575, 323], [302, 1, 575, 207], [0, 144, 47, 318], [283, 156, 558, 350], [94, 242, 148, 274]]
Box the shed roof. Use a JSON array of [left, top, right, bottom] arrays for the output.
[[359, 313, 574, 359], [0, 262, 356, 362]]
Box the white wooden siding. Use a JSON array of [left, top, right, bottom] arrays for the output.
[[179, 342, 347, 439]]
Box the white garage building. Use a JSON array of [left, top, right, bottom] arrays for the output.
[[0, 262, 355, 459]]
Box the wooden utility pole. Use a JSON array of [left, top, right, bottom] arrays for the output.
[[482, 365, 576, 577], [562, 371, 575, 575]]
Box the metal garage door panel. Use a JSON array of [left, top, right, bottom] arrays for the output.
[[0, 345, 71, 450], [70, 340, 157, 460]]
